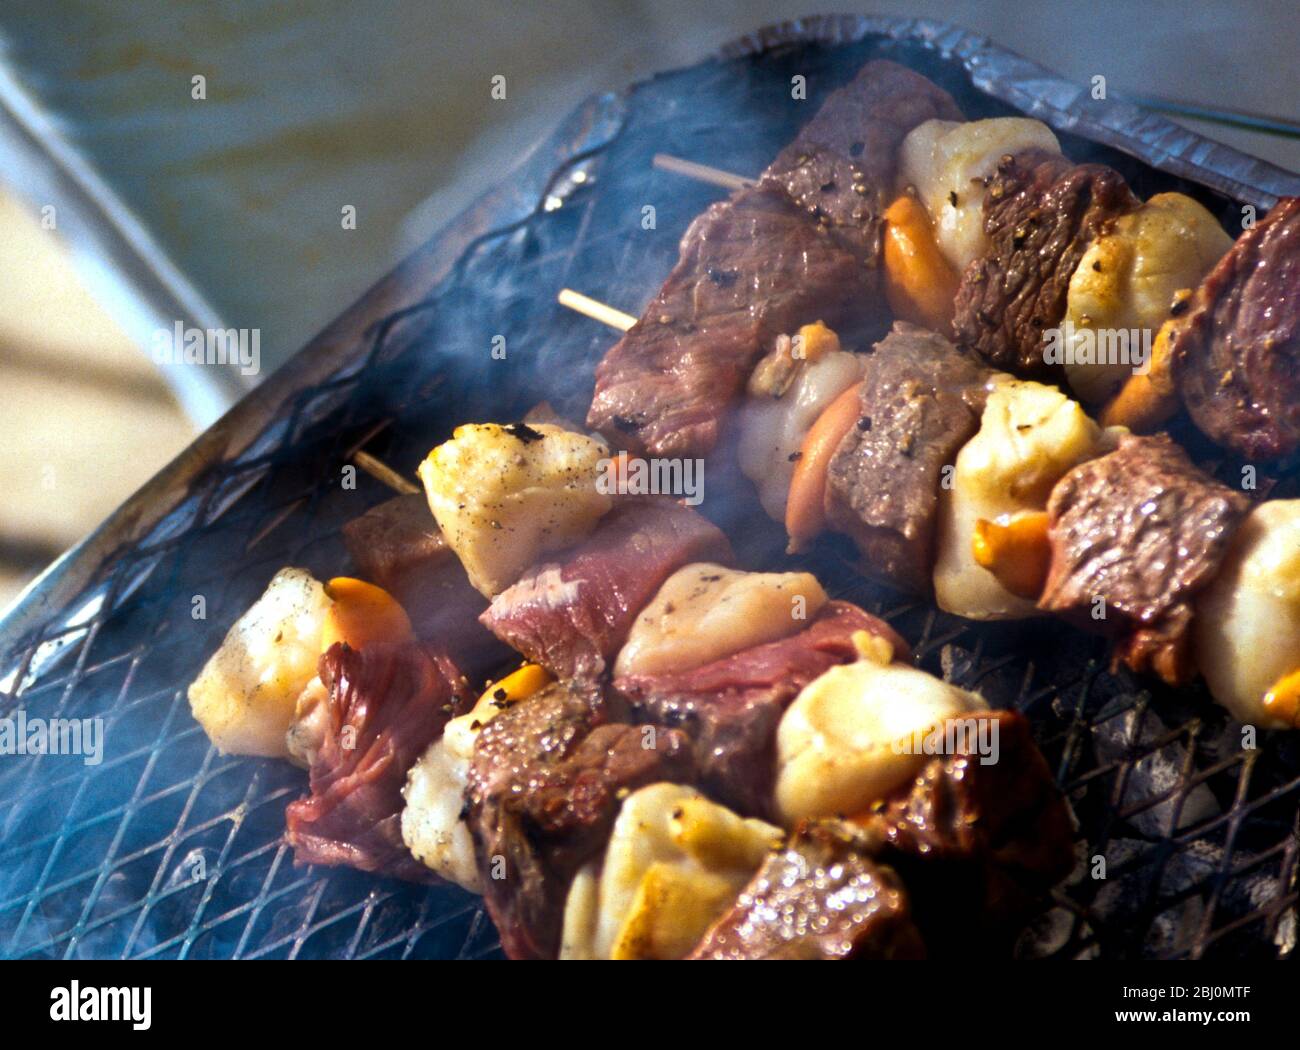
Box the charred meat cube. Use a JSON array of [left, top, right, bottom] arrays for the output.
[[615, 600, 908, 820], [761, 58, 963, 262], [825, 322, 996, 595], [466, 679, 693, 959], [1038, 433, 1250, 684], [342, 494, 510, 676], [586, 61, 962, 459], [480, 498, 732, 681], [856, 709, 1075, 951], [1172, 196, 1300, 460], [342, 493, 446, 590], [952, 150, 1139, 377], [687, 820, 925, 960], [693, 711, 1072, 959], [586, 185, 863, 458]]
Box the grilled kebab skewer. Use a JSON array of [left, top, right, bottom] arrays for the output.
[[603, 76, 1297, 461], [566, 280, 1300, 728], [185, 426, 1074, 959], [585, 58, 963, 458]]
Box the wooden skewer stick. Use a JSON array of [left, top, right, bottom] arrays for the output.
[[353, 450, 421, 495], [559, 154, 753, 333], [557, 288, 636, 332], [652, 153, 754, 191], [559, 152, 754, 334]]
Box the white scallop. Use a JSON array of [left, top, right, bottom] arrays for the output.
[[775, 650, 987, 824], [934, 378, 1109, 620], [1194, 501, 1300, 729], [898, 117, 1062, 271], [737, 349, 865, 522]]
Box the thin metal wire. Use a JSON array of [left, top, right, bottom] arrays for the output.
[[1, 36, 1297, 962]]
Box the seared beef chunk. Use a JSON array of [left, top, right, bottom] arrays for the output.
[[687, 820, 925, 960], [587, 186, 863, 457], [1172, 196, 1300, 460], [858, 710, 1075, 951], [953, 150, 1139, 376], [343, 494, 445, 588], [480, 498, 732, 681], [286, 641, 470, 882], [1039, 434, 1250, 684], [692, 711, 1072, 959], [761, 59, 963, 262], [587, 61, 962, 458], [615, 601, 908, 819], [825, 322, 994, 594], [342, 494, 510, 676], [466, 680, 693, 959]]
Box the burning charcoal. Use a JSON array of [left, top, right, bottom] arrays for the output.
[[1085, 837, 1220, 957], [1215, 852, 1298, 953], [1091, 705, 1220, 836], [1014, 904, 1076, 959]]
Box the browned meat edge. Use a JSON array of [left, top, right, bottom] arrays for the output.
[[587, 60, 962, 457], [825, 321, 994, 595], [952, 150, 1139, 377], [1172, 196, 1300, 460], [1038, 433, 1251, 684]]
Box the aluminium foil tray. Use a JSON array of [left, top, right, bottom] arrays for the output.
[[1, 15, 1298, 960]]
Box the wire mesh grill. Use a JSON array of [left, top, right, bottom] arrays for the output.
[[1, 25, 1297, 960]]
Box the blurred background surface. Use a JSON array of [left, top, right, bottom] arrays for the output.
[[1, 0, 1296, 610]]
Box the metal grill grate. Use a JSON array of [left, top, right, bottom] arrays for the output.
[[1, 20, 1297, 960]]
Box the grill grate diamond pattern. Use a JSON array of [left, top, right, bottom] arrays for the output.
[[1, 29, 1296, 961]]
